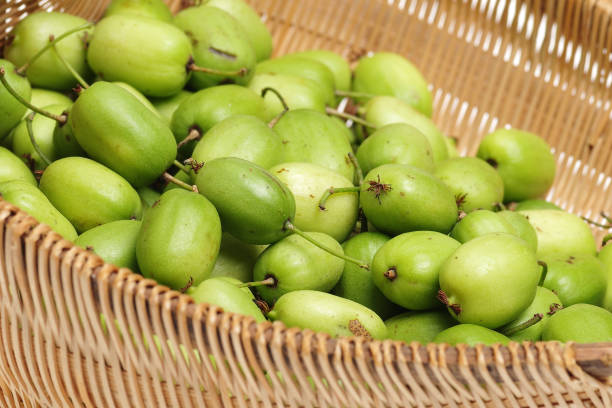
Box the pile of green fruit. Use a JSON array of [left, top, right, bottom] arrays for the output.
[[1, 0, 611, 347]]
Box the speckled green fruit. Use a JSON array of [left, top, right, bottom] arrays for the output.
[[333, 232, 400, 320], [209, 233, 266, 282], [356, 123, 434, 174], [195, 157, 295, 245], [39, 157, 142, 233], [0, 180, 77, 241], [268, 290, 387, 339], [136, 189, 221, 290], [5, 12, 92, 90], [0, 146, 36, 186], [113, 81, 161, 118], [269, 162, 358, 242], [497, 210, 538, 252], [0, 60, 31, 139], [288, 50, 351, 92], [191, 277, 265, 323], [541, 255, 606, 307], [514, 199, 561, 211], [542, 304, 612, 343], [360, 164, 458, 235], [104, 0, 172, 21], [434, 324, 510, 346], [353, 53, 432, 117], [372, 231, 461, 310], [450, 210, 515, 244], [434, 157, 504, 213], [599, 244, 612, 312], [253, 232, 344, 304], [150, 90, 192, 125], [477, 128, 556, 202], [439, 233, 540, 328], [361, 96, 447, 163], [520, 210, 597, 258], [385, 311, 456, 344], [75, 220, 141, 271], [500, 287, 562, 342]]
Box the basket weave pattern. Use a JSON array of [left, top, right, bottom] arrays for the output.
[[0, 0, 611, 406]]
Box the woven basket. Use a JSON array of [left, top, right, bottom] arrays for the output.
[[1, 0, 611, 406]]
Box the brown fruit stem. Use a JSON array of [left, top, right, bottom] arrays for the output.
[[436, 289, 461, 315], [238, 277, 276, 288], [162, 172, 198, 193], [261, 87, 289, 127], [547, 303, 563, 315], [187, 61, 248, 77], [180, 276, 194, 293], [348, 152, 363, 186], [384, 267, 397, 281], [537, 260, 548, 286], [334, 90, 377, 100], [318, 186, 360, 210], [366, 175, 392, 204], [252, 298, 271, 315], [325, 107, 377, 129], [501, 313, 543, 337], [50, 42, 90, 88], [25, 113, 52, 166], [177, 128, 201, 149], [0, 68, 67, 124], [183, 158, 204, 174]]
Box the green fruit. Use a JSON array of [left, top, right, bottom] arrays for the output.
[[444, 137, 459, 158], [439, 233, 540, 328], [542, 304, 612, 343], [195, 157, 295, 244], [288, 50, 351, 92], [136, 189, 221, 290], [372, 231, 461, 310], [434, 324, 510, 346], [209, 233, 266, 282], [87, 14, 191, 97], [75, 219, 141, 271], [192, 115, 281, 169], [599, 244, 612, 311], [191, 277, 265, 323], [70, 81, 177, 188], [500, 287, 562, 342], [0, 180, 77, 241], [353, 53, 432, 117], [450, 210, 515, 243], [137, 186, 161, 210], [333, 232, 399, 320], [274, 109, 355, 181], [150, 90, 192, 125], [269, 162, 358, 242], [356, 123, 434, 174], [5, 12, 93, 90], [520, 210, 597, 258], [104, 0, 173, 21], [0, 146, 36, 186], [39, 157, 142, 233], [113, 81, 161, 118], [0, 59, 32, 139], [477, 128, 556, 202], [52, 106, 85, 159], [362, 96, 447, 163], [268, 290, 387, 339], [29, 88, 72, 109], [434, 157, 504, 212], [541, 255, 606, 307], [360, 164, 458, 235], [163, 169, 192, 193], [253, 232, 344, 304], [497, 210, 538, 252], [385, 311, 456, 344], [514, 199, 561, 211], [214, 276, 255, 297]]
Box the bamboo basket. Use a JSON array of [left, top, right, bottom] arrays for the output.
[[0, 0, 611, 406]]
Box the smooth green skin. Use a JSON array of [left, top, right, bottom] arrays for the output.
[[497, 210, 538, 252], [360, 164, 458, 235], [274, 109, 355, 181], [288, 50, 351, 92], [87, 15, 191, 97], [333, 232, 399, 320], [191, 278, 265, 323], [434, 157, 504, 213], [514, 199, 561, 211], [136, 189, 221, 290], [203, 0, 272, 61], [193, 115, 281, 169], [372, 231, 461, 310], [113, 81, 161, 118], [445, 137, 459, 158], [0, 180, 77, 241], [268, 290, 387, 340], [434, 324, 510, 346], [500, 287, 562, 342], [385, 311, 456, 344], [209, 233, 266, 282], [519, 210, 597, 258], [75, 220, 141, 271], [137, 186, 160, 210], [5, 12, 92, 90], [362, 96, 447, 163], [253, 232, 345, 304], [356, 123, 434, 174], [541, 255, 606, 307], [542, 304, 612, 343], [0, 146, 36, 186], [0, 60, 31, 139], [12, 104, 71, 170], [174, 6, 256, 90], [439, 233, 540, 329], [214, 276, 254, 297], [52, 106, 85, 159], [39, 157, 142, 233], [269, 162, 358, 242], [70, 82, 177, 188], [163, 169, 193, 193], [599, 244, 612, 311], [248, 73, 327, 120], [353, 52, 432, 117], [195, 157, 296, 245], [103, 0, 172, 21], [29, 88, 72, 109], [451, 210, 516, 244], [150, 90, 192, 125], [477, 129, 556, 202]]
